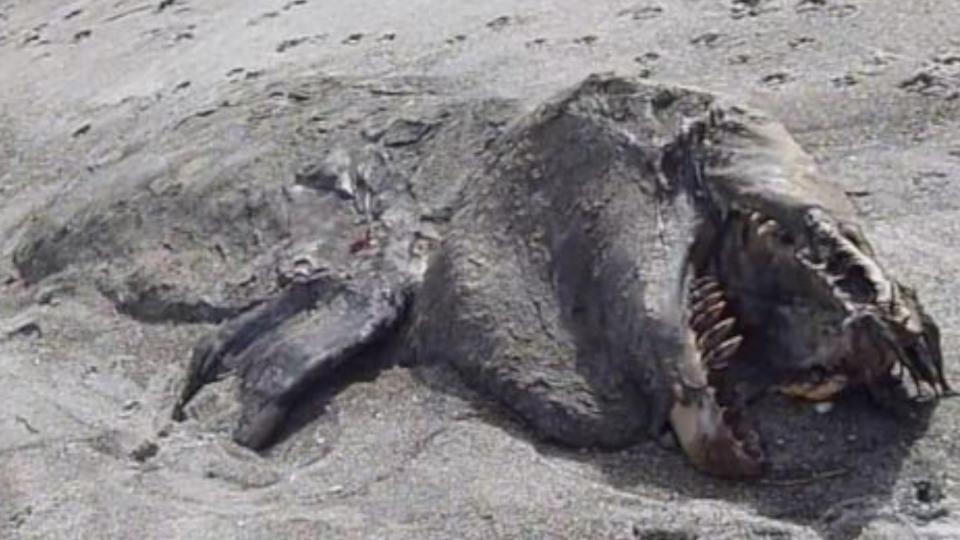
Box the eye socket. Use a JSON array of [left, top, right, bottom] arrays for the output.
[[826, 248, 853, 274], [778, 231, 795, 246], [834, 263, 878, 303]]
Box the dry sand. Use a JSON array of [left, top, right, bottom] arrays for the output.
[[2, 1, 960, 538]]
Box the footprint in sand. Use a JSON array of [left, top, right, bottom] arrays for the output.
[[616, 5, 664, 21], [760, 72, 793, 88], [72, 30, 92, 43], [830, 74, 858, 88], [525, 38, 547, 49], [277, 37, 309, 53], [250, 1, 308, 25], [20, 24, 49, 48], [731, 0, 780, 18], [796, 1, 859, 18], [486, 16, 511, 31], [573, 35, 599, 46], [283, 0, 308, 10], [899, 51, 960, 100], [690, 32, 725, 48], [855, 50, 898, 77], [787, 36, 815, 49], [343, 33, 364, 45], [248, 11, 280, 26]]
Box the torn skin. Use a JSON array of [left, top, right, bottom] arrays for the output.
[[666, 203, 951, 478]]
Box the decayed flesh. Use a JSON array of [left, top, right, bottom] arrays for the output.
[[778, 374, 849, 402], [798, 208, 951, 396], [708, 105, 948, 399], [671, 199, 951, 478], [740, 211, 852, 402]]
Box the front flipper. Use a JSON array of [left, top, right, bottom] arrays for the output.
[[172, 273, 409, 449]]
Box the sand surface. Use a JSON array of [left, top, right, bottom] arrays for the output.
[[2, 1, 960, 538]]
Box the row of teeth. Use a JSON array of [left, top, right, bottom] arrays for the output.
[[744, 209, 890, 312], [689, 275, 742, 373], [688, 275, 763, 457]]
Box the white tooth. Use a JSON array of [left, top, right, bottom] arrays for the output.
[[691, 301, 726, 333], [756, 220, 778, 237], [703, 335, 743, 369], [797, 250, 826, 270], [691, 291, 724, 312], [697, 317, 737, 351], [814, 402, 834, 414]]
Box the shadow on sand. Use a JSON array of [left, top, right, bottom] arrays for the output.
[[266, 336, 938, 539]]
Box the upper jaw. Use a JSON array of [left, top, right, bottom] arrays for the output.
[[739, 203, 947, 394], [792, 209, 949, 395]]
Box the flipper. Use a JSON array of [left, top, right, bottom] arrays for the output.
[[172, 272, 410, 449]]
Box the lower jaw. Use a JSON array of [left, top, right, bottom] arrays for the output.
[[669, 396, 765, 478]]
